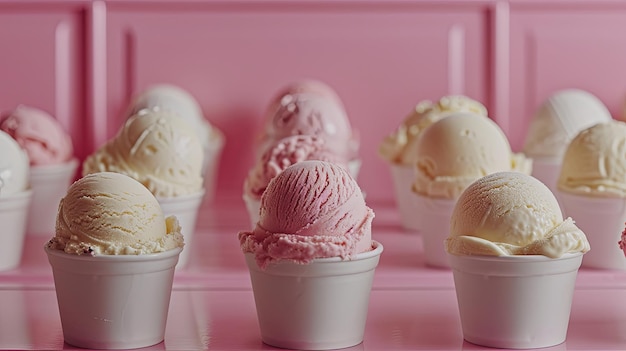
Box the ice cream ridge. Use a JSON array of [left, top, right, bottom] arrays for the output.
[[445, 171, 590, 257], [47, 172, 184, 255], [82, 107, 204, 197], [239, 160, 373, 269]]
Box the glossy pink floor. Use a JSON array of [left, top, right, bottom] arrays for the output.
[[2, 197, 626, 351]]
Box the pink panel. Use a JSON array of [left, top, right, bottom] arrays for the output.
[[509, 4, 626, 150], [0, 5, 87, 160], [105, 3, 489, 202]]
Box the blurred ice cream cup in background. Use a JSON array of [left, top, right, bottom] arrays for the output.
[[83, 108, 204, 268], [1, 105, 77, 236], [126, 84, 224, 203], [0, 130, 32, 270], [257, 80, 360, 179], [523, 89, 612, 210], [378, 95, 488, 231], [558, 120, 626, 270], [411, 112, 531, 267]]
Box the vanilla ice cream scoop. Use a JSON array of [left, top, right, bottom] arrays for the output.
[[0, 130, 29, 196], [379, 95, 488, 165], [523, 89, 612, 160], [239, 160, 373, 268], [412, 113, 531, 199], [83, 108, 204, 197], [126, 84, 212, 147], [445, 172, 589, 258], [558, 120, 626, 197], [47, 172, 183, 255]]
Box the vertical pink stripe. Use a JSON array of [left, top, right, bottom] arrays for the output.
[[448, 24, 465, 95], [54, 20, 71, 129], [491, 0, 510, 132], [88, 0, 107, 150], [125, 29, 136, 105]]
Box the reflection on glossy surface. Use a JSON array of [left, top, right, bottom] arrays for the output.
[[4, 201, 626, 349]]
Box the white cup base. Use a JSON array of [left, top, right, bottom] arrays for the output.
[[157, 190, 204, 269], [559, 191, 626, 270], [448, 253, 583, 349], [0, 190, 32, 271], [45, 246, 182, 350], [245, 241, 383, 350], [27, 159, 78, 236], [415, 194, 456, 268], [389, 164, 420, 232]]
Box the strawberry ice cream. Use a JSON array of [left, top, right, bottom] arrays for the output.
[[239, 160, 373, 269], [257, 80, 359, 167], [0, 105, 73, 166], [262, 79, 344, 122], [244, 135, 346, 201]]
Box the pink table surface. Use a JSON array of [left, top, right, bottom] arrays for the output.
[[3, 198, 626, 350]]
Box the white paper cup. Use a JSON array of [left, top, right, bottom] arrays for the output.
[[245, 241, 383, 350], [242, 193, 261, 229], [27, 159, 78, 236], [389, 164, 419, 231], [347, 158, 361, 180], [0, 190, 32, 271], [201, 130, 225, 204], [45, 246, 182, 349], [531, 157, 564, 213], [415, 194, 456, 268], [559, 191, 626, 270], [157, 190, 204, 269], [448, 253, 583, 349]]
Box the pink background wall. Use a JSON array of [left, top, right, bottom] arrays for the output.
[[2, 0, 626, 203]]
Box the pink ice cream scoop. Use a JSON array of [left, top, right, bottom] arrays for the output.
[[244, 135, 347, 201], [259, 93, 356, 160], [239, 160, 373, 269], [619, 227, 626, 256], [263, 79, 344, 118], [0, 105, 73, 166]]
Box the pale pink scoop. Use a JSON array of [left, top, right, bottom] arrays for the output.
[[239, 160, 373, 269]]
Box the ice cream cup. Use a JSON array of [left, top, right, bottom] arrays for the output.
[[157, 190, 204, 269], [559, 191, 626, 270], [531, 157, 564, 213], [448, 252, 583, 349], [414, 194, 456, 268], [242, 193, 261, 229], [244, 241, 383, 350], [27, 158, 78, 236], [201, 129, 225, 205], [389, 164, 419, 231], [44, 246, 181, 349], [0, 190, 32, 271], [347, 158, 362, 180]]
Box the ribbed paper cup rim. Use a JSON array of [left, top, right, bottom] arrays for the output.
[[44, 246, 183, 263]]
